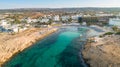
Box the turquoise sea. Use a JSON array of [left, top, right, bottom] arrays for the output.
[[3, 26, 88, 67]]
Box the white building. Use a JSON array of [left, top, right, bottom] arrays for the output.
[[27, 18, 33, 23], [40, 18, 49, 23], [54, 15, 60, 21], [11, 25, 28, 33], [61, 16, 70, 21], [0, 20, 11, 28], [32, 19, 38, 23], [83, 14, 91, 17], [71, 15, 82, 20], [1, 20, 7, 25], [71, 15, 78, 20], [109, 18, 120, 26], [82, 22, 87, 26], [22, 18, 38, 23], [96, 13, 113, 17]]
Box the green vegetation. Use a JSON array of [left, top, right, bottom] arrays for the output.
[[99, 35, 103, 38], [9, 14, 22, 24], [79, 16, 115, 26], [112, 26, 119, 32], [79, 17, 98, 26], [111, 26, 120, 35], [99, 32, 114, 37], [115, 32, 120, 35], [68, 17, 72, 23], [86, 22, 92, 26], [48, 19, 53, 25], [78, 17, 82, 24], [14, 18, 21, 24], [82, 17, 98, 23], [103, 32, 114, 35], [10, 18, 21, 25], [22, 20, 27, 24], [100, 27, 120, 37]]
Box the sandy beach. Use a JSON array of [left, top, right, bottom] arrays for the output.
[[0, 27, 58, 66]]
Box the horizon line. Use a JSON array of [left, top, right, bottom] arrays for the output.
[[1, 6, 120, 10]]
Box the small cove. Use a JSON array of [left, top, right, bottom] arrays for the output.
[[3, 26, 88, 67]]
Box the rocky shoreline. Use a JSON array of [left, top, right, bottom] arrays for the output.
[[0, 27, 58, 67], [82, 35, 120, 67]]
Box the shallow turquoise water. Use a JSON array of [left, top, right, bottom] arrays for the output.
[[3, 26, 87, 67]]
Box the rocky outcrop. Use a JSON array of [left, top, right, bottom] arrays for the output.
[[0, 28, 57, 66], [82, 35, 120, 67]]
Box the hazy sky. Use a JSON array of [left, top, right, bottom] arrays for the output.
[[0, 0, 119, 9]]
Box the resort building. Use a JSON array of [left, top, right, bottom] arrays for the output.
[[71, 15, 80, 20], [22, 18, 38, 23], [0, 20, 11, 28], [82, 22, 87, 26], [40, 18, 49, 23], [26, 18, 33, 23], [109, 18, 120, 26], [53, 15, 60, 21], [96, 13, 114, 17], [61, 16, 70, 21], [11, 25, 28, 33], [83, 14, 91, 17]]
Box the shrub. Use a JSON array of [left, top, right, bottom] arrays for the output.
[[115, 32, 120, 35], [103, 32, 114, 36], [99, 35, 103, 38], [112, 26, 119, 32]]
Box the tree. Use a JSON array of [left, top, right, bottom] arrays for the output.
[[86, 22, 92, 26], [22, 20, 27, 24], [112, 26, 119, 32], [68, 17, 72, 23], [48, 19, 53, 25], [13, 18, 21, 24], [78, 17, 82, 24]]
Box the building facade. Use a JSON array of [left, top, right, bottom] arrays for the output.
[[109, 18, 120, 26]]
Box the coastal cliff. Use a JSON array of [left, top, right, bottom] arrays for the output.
[[82, 35, 120, 67], [0, 27, 57, 66]]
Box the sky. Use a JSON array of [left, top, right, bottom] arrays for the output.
[[0, 0, 120, 9]]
